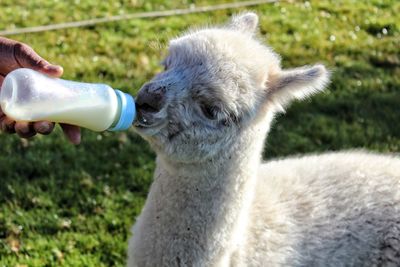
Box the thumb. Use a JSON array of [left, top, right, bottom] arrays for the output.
[[60, 123, 81, 145], [14, 42, 63, 78]]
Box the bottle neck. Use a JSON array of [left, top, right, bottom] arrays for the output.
[[110, 93, 123, 128], [107, 89, 136, 131]]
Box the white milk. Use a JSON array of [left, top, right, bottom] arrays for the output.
[[0, 68, 135, 132]]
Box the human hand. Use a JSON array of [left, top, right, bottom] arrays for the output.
[[0, 37, 81, 144]]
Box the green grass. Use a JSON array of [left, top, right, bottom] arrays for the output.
[[0, 0, 399, 266]]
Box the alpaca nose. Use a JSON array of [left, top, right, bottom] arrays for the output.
[[136, 82, 166, 113]]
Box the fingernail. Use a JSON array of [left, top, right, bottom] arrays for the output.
[[38, 124, 50, 133], [45, 65, 63, 72], [20, 126, 30, 134]]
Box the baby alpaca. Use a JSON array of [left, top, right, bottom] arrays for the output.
[[129, 13, 400, 266]]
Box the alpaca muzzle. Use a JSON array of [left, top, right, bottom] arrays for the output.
[[134, 82, 166, 128]]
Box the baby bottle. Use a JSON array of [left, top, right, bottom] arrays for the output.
[[0, 68, 135, 131]]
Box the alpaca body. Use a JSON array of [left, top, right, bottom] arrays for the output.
[[244, 152, 400, 266], [128, 151, 400, 266]]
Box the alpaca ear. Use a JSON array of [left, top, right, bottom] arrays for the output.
[[266, 64, 330, 110], [229, 12, 259, 34]]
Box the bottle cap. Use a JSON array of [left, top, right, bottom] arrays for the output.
[[108, 90, 136, 131]]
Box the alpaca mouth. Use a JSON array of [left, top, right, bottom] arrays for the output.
[[133, 105, 166, 130], [134, 111, 157, 128]]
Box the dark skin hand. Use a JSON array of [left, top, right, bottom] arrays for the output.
[[0, 37, 81, 144]]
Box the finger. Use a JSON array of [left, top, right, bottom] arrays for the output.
[[41, 64, 64, 78], [15, 121, 36, 138], [0, 37, 20, 74], [0, 76, 4, 118], [60, 124, 81, 145], [33, 121, 55, 135], [0, 117, 16, 133], [0, 75, 5, 118], [0, 108, 4, 118], [14, 42, 63, 78]]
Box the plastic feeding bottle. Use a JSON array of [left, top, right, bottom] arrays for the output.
[[0, 68, 135, 132]]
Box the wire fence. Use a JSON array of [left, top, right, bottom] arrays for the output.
[[0, 0, 278, 36]]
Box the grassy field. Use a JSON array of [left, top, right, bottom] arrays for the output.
[[0, 0, 399, 266]]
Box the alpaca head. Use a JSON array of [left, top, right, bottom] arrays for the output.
[[134, 13, 329, 163]]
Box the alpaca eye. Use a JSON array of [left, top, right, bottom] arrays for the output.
[[201, 104, 218, 120]]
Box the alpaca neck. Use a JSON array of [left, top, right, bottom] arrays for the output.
[[133, 121, 271, 266]]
